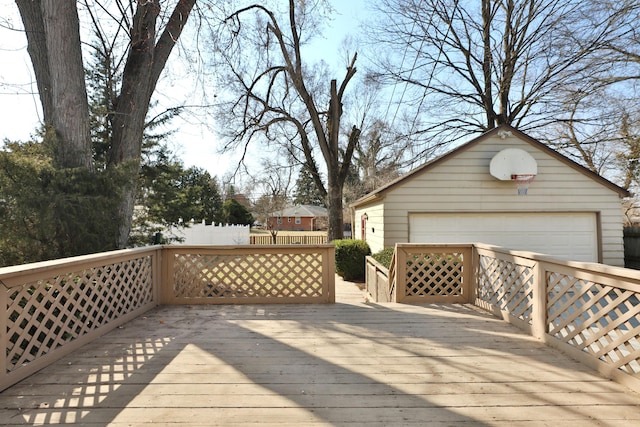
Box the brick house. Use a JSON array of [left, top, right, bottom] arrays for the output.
[[267, 205, 328, 231]]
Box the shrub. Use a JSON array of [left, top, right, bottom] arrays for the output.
[[333, 239, 371, 281], [372, 247, 395, 269]]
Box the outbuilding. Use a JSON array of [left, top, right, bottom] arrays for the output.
[[350, 125, 629, 266]]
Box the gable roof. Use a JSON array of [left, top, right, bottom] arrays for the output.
[[350, 125, 629, 208], [274, 205, 328, 217]]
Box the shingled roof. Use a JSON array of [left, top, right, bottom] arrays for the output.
[[274, 205, 327, 217]]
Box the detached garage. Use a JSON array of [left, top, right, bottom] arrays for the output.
[[351, 125, 629, 266]]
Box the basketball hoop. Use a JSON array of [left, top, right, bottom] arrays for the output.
[[511, 174, 536, 195]]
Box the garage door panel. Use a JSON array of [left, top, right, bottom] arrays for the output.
[[409, 212, 598, 262]]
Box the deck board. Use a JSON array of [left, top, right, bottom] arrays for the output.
[[1, 276, 639, 426]]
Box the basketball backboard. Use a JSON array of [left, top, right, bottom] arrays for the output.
[[489, 148, 537, 181]]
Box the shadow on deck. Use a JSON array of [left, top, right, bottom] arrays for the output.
[[1, 276, 639, 426]]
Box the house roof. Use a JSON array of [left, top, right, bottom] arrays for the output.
[[275, 205, 328, 217], [350, 125, 630, 208]]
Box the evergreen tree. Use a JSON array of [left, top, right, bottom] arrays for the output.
[[293, 166, 326, 207], [222, 199, 254, 225], [0, 139, 122, 266], [185, 169, 224, 225], [0, 38, 221, 260], [132, 153, 225, 245]]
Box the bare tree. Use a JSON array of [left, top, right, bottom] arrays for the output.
[[544, 1, 640, 190], [15, 0, 196, 248], [347, 120, 404, 200], [367, 0, 634, 146], [250, 159, 293, 244], [212, 1, 360, 241]]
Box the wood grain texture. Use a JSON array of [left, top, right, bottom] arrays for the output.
[[1, 277, 639, 426]]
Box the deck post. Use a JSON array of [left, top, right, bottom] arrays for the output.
[[153, 246, 163, 306], [324, 245, 336, 303], [0, 283, 7, 391], [395, 245, 407, 303], [160, 246, 175, 304], [468, 245, 479, 304], [531, 261, 547, 339]]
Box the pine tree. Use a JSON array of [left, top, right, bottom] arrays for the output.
[[222, 199, 254, 225], [293, 166, 326, 207]]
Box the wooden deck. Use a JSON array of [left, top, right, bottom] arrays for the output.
[[1, 277, 639, 426]]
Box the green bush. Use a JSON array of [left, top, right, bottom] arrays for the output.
[[333, 239, 371, 281], [372, 247, 395, 269]]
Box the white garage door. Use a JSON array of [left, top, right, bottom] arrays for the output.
[[409, 212, 598, 262]]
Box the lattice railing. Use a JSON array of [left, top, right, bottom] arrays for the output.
[[3, 243, 638, 393], [365, 243, 639, 391], [547, 271, 640, 375], [1, 248, 159, 391], [1, 244, 335, 392], [472, 243, 640, 392], [162, 245, 335, 304], [6, 258, 154, 371], [476, 253, 536, 326], [394, 244, 472, 303]]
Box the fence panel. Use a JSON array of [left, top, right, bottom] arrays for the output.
[[365, 256, 391, 302], [541, 260, 640, 388], [394, 244, 472, 303], [474, 246, 538, 332], [250, 234, 328, 245], [162, 245, 335, 304], [473, 243, 640, 393], [0, 247, 160, 392]]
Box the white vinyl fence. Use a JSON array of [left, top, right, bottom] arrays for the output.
[[166, 222, 250, 245]]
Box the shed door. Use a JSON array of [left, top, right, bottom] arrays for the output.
[[409, 212, 598, 262]]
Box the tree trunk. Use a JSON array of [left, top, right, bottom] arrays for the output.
[[15, 0, 53, 124], [18, 0, 92, 170], [481, 0, 496, 129], [43, 0, 92, 169], [108, 1, 159, 248], [16, 0, 195, 250], [326, 173, 344, 241], [108, 0, 195, 248]]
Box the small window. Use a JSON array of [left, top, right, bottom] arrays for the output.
[[277, 217, 282, 225], [295, 217, 301, 224], [288, 217, 292, 223]]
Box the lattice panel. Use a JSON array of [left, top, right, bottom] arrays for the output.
[[477, 255, 534, 324], [5, 256, 154, 372], [172, 252, 324, 299], [404, 252, 464, 297], [547, 272, 640, 374]]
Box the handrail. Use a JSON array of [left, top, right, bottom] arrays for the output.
[[375, 242, 640, 393], [1, 246, 162, 392], [364, 256, 390, 302], [1, 244, 335, 392], [3, 242, 638, 393], [473, 243, 640, 392]]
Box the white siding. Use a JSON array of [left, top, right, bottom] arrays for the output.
[[378, 134, 625, 266], [354, 203, 385, 254]]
